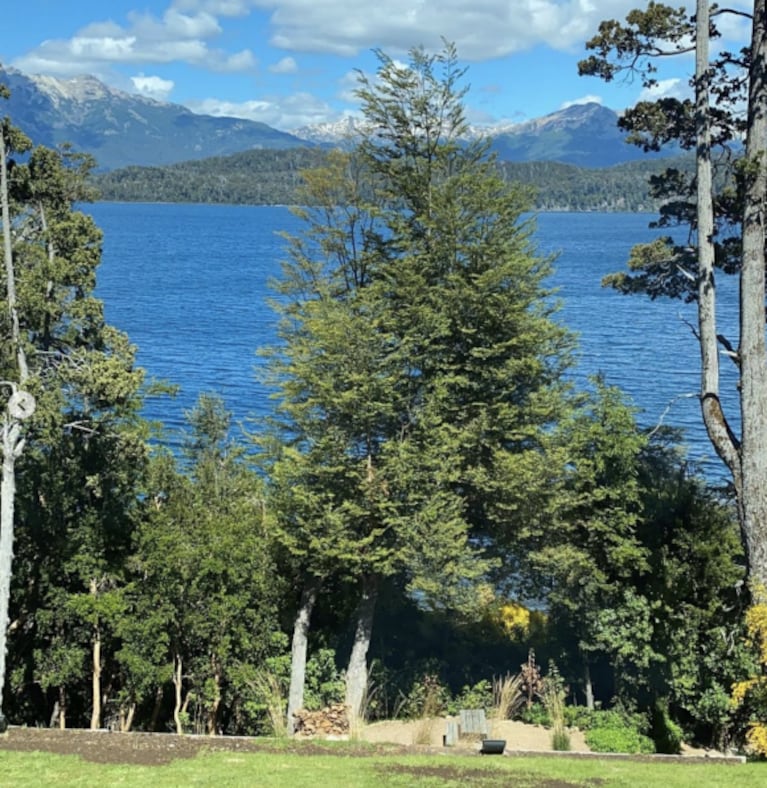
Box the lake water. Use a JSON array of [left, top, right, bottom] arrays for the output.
[[90, 202, 740, 479]]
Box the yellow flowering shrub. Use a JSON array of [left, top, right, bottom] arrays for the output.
[[730, 587, 767, 757]]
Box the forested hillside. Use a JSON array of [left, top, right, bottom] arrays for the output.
[[92, 147, 693, 212]]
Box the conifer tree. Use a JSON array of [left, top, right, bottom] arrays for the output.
[[263, 44, 575, 723]]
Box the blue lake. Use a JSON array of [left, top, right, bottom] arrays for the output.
[[90, 203, 740, 479]]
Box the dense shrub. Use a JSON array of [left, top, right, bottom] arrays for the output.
[[585, 725, 655, 754], [650, 702, 683, 754]]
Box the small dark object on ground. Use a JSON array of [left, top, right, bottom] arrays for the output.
[[480, 739, 507, 755]]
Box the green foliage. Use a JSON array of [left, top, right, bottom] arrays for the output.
[[551, 727, 572, 751], [585, 724, 656, 754], [650, 700, 683, 755], [398, 674, 451, 720], [91, 140, 691, 213], [447, 680, 493, 716], [520, 703, 551, 727]]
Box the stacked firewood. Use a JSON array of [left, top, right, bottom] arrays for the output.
[[292, 704, 350, 737]]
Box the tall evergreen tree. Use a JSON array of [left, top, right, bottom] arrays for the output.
[[262, 44, 575, 722]]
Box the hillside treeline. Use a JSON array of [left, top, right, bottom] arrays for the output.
[[92, 146, 693, 213]]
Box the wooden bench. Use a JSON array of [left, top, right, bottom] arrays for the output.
[[459, 708, 489, 737], [444, 708, 489, 746]]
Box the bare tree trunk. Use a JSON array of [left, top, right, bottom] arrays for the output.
[[344, 573, 378, 721], [48, 700, 60, 728], [90, 581, 102, 730], [0, 119, 27, 733], [584, 663, 594, 710], [694, 0, 741, 480], [739, 0, 767, 587], [59, 686, 67, 730], [120, 702, 136, 733], [173, 653, 184, 735], [287, 578, 320, 735]]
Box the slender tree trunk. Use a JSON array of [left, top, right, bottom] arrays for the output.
[[90, 581, 102, 730], [583, 663, 594, 710], [121, 702, 136, 733], [0, 421, 20, 728], [48, 700, 59, 728], [739, 0, 767, 587], [59, 686, 67, 729], [173, 653, 184, 735], [0, 120, 27, 732], [694, 0, 741, 480], [207, 656, 221, 736], [287, 577, 320, 735], [344, 573, 378, 721]]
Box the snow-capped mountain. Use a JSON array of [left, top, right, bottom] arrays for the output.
[[1, 64, 664, 170]]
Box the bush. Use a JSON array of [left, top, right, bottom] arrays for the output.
[[585, 726, 655, 754], [520, 702, 551, 726], [447, 680, 493, 715], [650, 701, 683, 754]]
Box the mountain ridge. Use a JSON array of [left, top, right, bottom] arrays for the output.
[[1, 65, 667, 170]]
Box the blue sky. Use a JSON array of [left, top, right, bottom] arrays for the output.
[[0, 1, 752, 130]]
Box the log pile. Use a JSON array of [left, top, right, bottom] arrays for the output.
[[292, 704, 350, 737]]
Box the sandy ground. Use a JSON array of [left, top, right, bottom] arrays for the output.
[[360, 717, 589, 752]]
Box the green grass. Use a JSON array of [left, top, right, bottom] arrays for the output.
[[0, 748, 764, 788]]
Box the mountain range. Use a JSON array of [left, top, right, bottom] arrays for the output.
[[1, 65, 666, 171]]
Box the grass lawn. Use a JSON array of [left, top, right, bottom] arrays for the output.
[[0, 747, 763, 787]]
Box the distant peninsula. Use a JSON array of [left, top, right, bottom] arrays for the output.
[[91, 147, 692, 213]]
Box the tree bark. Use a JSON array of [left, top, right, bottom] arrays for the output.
[[344, 573, 378, 721], [173, 653, 184, 735], [90, 580, 102, 730], [121, 702, 136, 733], [0, 420, 20, 724], [287, 577, 320, 735], [739, 0, 767, 587], [207, 656, 221, 736], [584, 663, 594, 710], [695, 0, 741, 479], [59, 687, 67, 730]]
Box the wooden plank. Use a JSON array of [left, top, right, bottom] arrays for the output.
[[459, 708, 488, 736], [443, 720, 459, 746]]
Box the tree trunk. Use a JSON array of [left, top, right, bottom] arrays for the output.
[[0, 424, 19, 726], [207, 656, 221, 736], [584, 663, 594, 710], [739, 0, 767, 587], [149, 685, 163, 732], [59, 686, 67, 730], [694, 0, 741, 480], [0, 118, 28, 732], [121, 702, 136, 733], [90, 581, 102, 730], [173, 653, 184, 735], [287, 577, 320, 735], [344, 573, 378, 721]]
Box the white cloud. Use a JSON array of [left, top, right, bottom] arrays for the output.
[[186, 91, 337, 128], [12, 1, 256, 76], [257, 0, 662, 60], [269, 56, 297, 74], [560, 94, 603, 109], [638, 78, 688, 102], [131, 73, 176, 100]]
